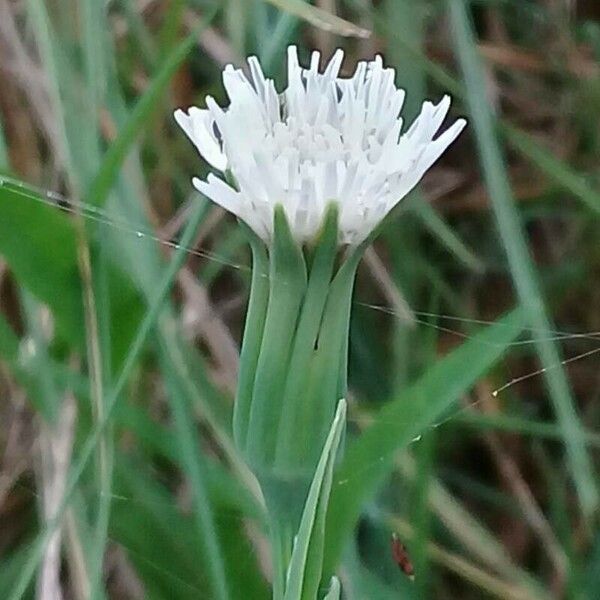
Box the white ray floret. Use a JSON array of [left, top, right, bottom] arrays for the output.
[[175, 46, 466, 245]]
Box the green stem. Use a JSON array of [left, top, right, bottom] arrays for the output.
[[270, 515, 293, 600]]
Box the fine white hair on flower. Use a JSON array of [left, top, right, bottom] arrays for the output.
[[175, 46, 466, 245]]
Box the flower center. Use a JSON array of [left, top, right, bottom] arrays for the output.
[[269, 118, 344, 163]]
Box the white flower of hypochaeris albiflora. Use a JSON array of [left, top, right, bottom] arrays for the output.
[[175, 46, 465, 245]]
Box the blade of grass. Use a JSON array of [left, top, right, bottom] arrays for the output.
[[448, 0, 597, 517], [0, 179, 83, 342], [410, 432, 436, 597], [85, 5, 219, 209], [323, 308, 525, 576], [87, 238, 114, 600], [24, 3, 115, 595], [283, 399, 347, 600], [158, 0, 185, 54], [5, 196, 209, 600], [412, 200, 483, 272], [118, 0, 158, 69], [225, 0, 247, 55], [501, 123, 600, 213], [159, 341, 231, 600], [382, 0, 429, 403], [258, 10, 299, 73], [25, 0, 75, 179], [264, 0, 370, 38], [80, 0, 117, 595]]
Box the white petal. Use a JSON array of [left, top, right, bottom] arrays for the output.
[[425, 95, 452, 140], [174, 108, 227, 171], [417, 118, 467, 173], [247, 56, 266, 95], [192, 175, 240, 216], [323, 49, 344, 78], [175, 46, 466, 244], [174, 108, 194, 140]]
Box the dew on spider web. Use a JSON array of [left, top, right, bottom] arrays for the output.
[[7, 180, 600, 400]]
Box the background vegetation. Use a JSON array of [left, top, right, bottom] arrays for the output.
[[1, 0, 600, 598]]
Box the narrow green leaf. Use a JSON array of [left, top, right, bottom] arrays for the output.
[[233, 225, 269, 450], [302, 244, 364, 463], [0, 178, 83, 342], [284, 399, 347, 600], [0, 177, 144, 367], [246, 205, 307, 467], [501, 123, 600, 213], [323, 308, 525, 575], [276, 204, 339, 471], [413, 201, 483, 273], [264, 0, 370, 38]]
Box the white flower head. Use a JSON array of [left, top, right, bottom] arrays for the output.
[[175, 46, 466, 245]]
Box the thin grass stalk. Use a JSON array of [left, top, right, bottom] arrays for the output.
[[75, 221, 110, 600], [447, 0, 598, 517], [159, 337, 231, 600], [80, 0, 116, 589], [25, 1, 107, 595]]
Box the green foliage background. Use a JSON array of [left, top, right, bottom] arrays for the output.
[[0, 0, 599, 598]]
